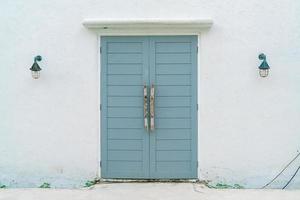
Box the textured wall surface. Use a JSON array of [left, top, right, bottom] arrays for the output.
[[0, 0, 300, 188]]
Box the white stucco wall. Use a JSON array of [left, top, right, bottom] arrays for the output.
[[0, 0, 300, 188]]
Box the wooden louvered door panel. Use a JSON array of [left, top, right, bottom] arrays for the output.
[[101, 36, 197, 179], [101, 37, 150, 178], [149, 36, 197, 178]]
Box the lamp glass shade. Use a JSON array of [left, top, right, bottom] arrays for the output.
[[259, 69, 269, 77], [31, 71, 40, 79]]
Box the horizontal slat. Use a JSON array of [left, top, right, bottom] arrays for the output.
[[155, 129, 191, 140], [156, 151, 191, 161], [156, 53, 191, 64], [108, 75, 142, 85], [156, 75, 191, 85], [108, 129, 143, 140], [108, 42, 142, 53], [108, 53, 143, 64], [108, 150, 142, 161], [108, 97, 143, 107], [156, 64, 191, 74], [156, 86, 190, 96], [108, 97, 191, 107], [156, 139, 191, 150], [156, 107, 190, 118], [156, 97, 191, 107], [156, 161, 191, 172], [107, 64, 143, 75], [108, 107, 143, 118], [156, 119, 191, 128], [108, 86, 142, 96], [108, 139, 143, 150], [108, 118, 143, 128], [107, 161, 142, 172], [155, 42, 191, 53]]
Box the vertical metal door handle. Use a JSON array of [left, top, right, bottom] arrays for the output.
[[150, 84, 155, 131], [144, 84, 149, 131]]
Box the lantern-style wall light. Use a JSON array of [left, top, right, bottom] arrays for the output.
[[258, 53, 270, 77], [30, 55, 42, 79]]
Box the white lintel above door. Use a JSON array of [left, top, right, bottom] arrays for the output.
[[82, 18, 213, 35]]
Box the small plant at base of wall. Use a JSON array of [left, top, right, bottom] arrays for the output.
[[0, 184, 6, 189], [206, 182, 244, 189], [39, 182, 51, 188], [84, 178, 100, 188]]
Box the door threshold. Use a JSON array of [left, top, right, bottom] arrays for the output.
[[100, 179, 199, 183]]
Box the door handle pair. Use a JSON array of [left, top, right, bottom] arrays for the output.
[[144, 84, 155, 131]]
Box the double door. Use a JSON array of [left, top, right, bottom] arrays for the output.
[[101, 36, 198, 179]]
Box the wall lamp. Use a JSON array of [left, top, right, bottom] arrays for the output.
[[258, 53, 270, 78], [30, 55, 42, 79]]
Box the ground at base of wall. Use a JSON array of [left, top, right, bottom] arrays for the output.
[[0, 183, 299, 200]]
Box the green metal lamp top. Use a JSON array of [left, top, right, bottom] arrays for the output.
[[34, 55, 42, 62], [258, 53, 270, 70], [30, 55, 42, 71]]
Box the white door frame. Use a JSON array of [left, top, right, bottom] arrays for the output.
[[83, 18, 213, 179]]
